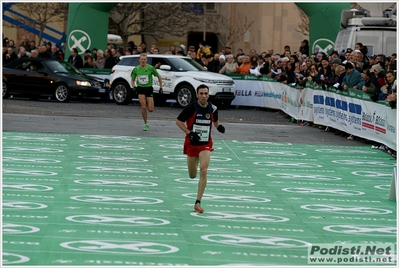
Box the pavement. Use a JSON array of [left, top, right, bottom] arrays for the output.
[[3, 113, 368, 146]]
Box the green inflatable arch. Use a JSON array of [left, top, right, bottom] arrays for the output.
[[65, 3, 117, 59], [296, 3, 350, 55]]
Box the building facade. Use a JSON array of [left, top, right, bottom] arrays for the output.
[[3, 2, 307, 57]]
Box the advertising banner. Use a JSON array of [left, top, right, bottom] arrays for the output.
[[313, 88, 396, 149], [230, 75, 396, 150]]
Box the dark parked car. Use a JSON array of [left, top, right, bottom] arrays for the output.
[[2, 58, 109, 102]]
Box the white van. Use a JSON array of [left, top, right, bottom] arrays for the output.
[[334, 7, 397, 56]]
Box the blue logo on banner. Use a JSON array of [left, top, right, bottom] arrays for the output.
[[336, 100, 347, 111], [314, 95, 324, 104], [349, 103, 362, 115]]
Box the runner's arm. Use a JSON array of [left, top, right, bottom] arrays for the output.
[[176, 119, 190, 135]]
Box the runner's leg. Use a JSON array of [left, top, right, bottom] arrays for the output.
[[197, 150, 211, 200], [146, 96, 154, 112], [187, 156, 199, 179], [138, 94, 147, 124]]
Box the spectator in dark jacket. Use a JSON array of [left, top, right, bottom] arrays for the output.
[[67, 48, 83, 69]]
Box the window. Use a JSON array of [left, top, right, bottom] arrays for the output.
[[205, 3, 217, 13], [119, 57, 139, 67]]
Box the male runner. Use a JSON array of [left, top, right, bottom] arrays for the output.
[[176, 84, 225, 213], [131, 53, 163, 131]]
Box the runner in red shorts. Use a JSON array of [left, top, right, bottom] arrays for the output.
[[176, 84, 225, 213]]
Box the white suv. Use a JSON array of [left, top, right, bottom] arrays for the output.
[[109, 54, 235, 107]]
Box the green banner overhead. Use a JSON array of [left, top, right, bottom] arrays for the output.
[[295, 3, 350, 56], [65, 3, 116, 59]]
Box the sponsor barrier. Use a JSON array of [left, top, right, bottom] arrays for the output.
[[228, 74, 397, 150]]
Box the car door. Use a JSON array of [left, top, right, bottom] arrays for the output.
[[19, 62, 53, 95], [150, 57, 174, 94], [6, 60, 32, 91]]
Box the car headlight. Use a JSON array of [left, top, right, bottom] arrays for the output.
[[194, 78, 217, 84], [76, 81, 91, 86]]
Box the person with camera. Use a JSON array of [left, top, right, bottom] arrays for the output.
[[175, 84, 226, 213]]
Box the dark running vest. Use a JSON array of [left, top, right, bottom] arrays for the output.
[[190, 102, 213, 146]]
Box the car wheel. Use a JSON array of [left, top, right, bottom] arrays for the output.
[[112, 81, 131, 105], [54, 83, 71, 102], [3, 80, 10, 99], [176, 84, 195, 108]]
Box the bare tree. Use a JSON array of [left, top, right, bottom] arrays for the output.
[[5, 3, 68, 46], [204, 14, 254, 47], [109, 3, 201, 47], [296, 7, 309, 36]]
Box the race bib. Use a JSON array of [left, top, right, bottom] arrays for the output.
[[138, 75, 149, 85], [192, 124, 210, 142]]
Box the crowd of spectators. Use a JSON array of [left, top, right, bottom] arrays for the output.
[[109, 39, 397, 111], [3, 36, 396, 110]]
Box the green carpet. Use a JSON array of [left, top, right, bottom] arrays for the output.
[[2, 132, 397, 266]]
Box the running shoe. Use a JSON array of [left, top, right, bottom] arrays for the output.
[[194, 203, 204, 213], [143, 124, 149, 131]]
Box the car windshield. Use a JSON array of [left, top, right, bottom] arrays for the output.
[[46, 60, 83, 75], [167, 58, 207, 72]]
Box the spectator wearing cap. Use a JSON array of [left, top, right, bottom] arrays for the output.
[[218, 54, 226, 69], [342, 62, 365, 90], [188, 45, 196, 53], [368, 55, 377, 66], [177, 44, 186, 56]]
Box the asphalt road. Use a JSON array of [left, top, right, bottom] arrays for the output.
[[2, 97, 288, 124], [2, 97, 370, 146]]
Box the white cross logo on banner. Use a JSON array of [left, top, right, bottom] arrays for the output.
[[68, 29, 91, 54]]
